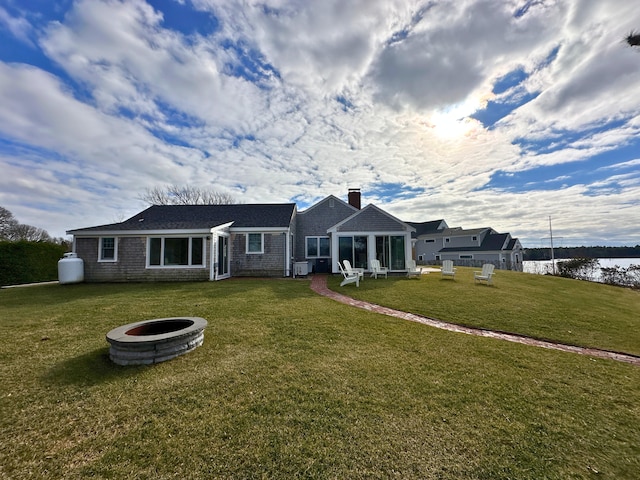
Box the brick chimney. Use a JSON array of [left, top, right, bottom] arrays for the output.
[[348, 188, 361, 210]]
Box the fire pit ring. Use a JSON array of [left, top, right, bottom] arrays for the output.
[[106, 317, 208, 366]]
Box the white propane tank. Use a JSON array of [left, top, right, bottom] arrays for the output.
[[58, 253, 84, 284]]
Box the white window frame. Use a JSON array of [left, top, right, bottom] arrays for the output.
[[305, 236, 330, 258], [459, 254, 473, 259], [98, 237, 118, 262], [146, 236, 206, 268], [246, 233, 264, 254]]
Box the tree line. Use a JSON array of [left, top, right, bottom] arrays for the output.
[[0, 206, 68, 244], [525, 245, 640, 261]]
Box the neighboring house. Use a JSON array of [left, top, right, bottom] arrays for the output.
[[408, 222, 524, 271]]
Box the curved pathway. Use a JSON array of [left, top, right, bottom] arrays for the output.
[[310, 275, 640, 367]]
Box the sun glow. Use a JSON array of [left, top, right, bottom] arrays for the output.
[[425, 99, 485, 140], [429, 114, 479, 139]]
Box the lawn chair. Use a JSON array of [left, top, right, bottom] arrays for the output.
[[338, 262, 360, 287], [369, 259, 388, 279], [406, 260, 422, 278], [441, 260, 456, 279], [474, 264, 495, 285], [343, 260, 364, 280]]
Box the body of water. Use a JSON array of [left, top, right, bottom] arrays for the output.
[[523, 258, 639, 282]]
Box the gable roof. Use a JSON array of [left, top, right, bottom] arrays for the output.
[[406, 219, 447, 238], [67, 204, 296, 234], [439, 232, 514, 253], [327, 204, 415, 233], [297, 195, 356, 215]]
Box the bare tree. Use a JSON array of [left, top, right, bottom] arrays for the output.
[[0, 206, 18, 240], [627, 31, 640, 47], [140, 185, 237, 205], [8, 223, 52, 242], [0, 206, 53, 242]]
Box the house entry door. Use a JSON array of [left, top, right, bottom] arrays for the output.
[[217, 235, 229, 279]]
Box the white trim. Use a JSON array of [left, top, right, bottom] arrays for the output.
[[73, 228, 211, 237], [327, 204, 416, 234], [98, 236, 118, 262], [246, 232, 264, 254], [146, 236, 207, 268], [305, 236, 331, 258]]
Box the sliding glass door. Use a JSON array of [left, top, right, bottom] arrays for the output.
[[375, 235, 405, 270], [338, 236, 368, 269]]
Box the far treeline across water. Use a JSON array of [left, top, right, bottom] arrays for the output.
[[525, 245, 640, 261]]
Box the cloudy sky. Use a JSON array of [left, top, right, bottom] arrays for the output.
[[1, 0, 639, 246]]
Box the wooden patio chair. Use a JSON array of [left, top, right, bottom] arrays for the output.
[[369, 259, 388, 279], [338, 262, 360, 287], [474, 264, 495, 285], [441, 260, 457, 279]]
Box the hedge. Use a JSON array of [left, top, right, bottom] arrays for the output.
[[0, 241, 68, 287]]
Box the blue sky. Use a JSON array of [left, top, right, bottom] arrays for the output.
[[1, 0, 639, 246]]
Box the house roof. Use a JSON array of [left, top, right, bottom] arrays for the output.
[[405, 219, 447, 237], [328, 204, 415, 233], [67, 204, 297, 234], [439, 233, 516, 253], [297, 195, 356, 215]]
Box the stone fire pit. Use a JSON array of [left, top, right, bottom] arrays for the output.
[[106, 317, 207, 366]]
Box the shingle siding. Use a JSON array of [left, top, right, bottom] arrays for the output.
[[295, 198, 355, 260], [336, 207, 405, 232], [76, 237, 211, 282], [231, 232, 286, 277]]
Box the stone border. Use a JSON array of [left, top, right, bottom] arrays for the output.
[[106, 317, 208, 366], [310, 275, 640, 366]]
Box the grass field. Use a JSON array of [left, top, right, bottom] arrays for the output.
[[1, 273, 639, 479]]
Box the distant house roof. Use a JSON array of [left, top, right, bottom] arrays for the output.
[[406, 219, 447, 238], [439, 233, 517, 253], [67, 204, 297, 234]]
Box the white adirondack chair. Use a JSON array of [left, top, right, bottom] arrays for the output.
[[338, 262, 360, 287], [474, 263, 495, 285], [369, 259, 388, 279], [441, 260, 456, 279], [343, 259, 364, 280], [406, 260, 422, 278]]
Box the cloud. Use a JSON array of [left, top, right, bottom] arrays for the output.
[[0, 0, 639, 246], [0, 6, 35, 46]]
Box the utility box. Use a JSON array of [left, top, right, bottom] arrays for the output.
[[294, 261, 309, 277]]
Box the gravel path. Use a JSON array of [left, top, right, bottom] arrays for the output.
[[310, 274, 640, 367]]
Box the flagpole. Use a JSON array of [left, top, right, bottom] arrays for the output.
[[549, 216, 556, 275]]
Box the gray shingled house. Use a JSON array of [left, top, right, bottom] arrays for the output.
[[67, 189, 416, 282], [67, 188, 521, 281], [408, 222, 524, 271], [67, 203, 297, 282]]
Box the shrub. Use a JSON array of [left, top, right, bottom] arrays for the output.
[[556, 258, 600, 281], [0, 241, 68, 286], [601, 264, 640, 289]]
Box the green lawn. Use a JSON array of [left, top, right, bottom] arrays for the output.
[[1, 276, 639, 479], [328, 267, 640, 356]]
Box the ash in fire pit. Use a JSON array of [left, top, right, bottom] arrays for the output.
[[106, 317, 207, 366]]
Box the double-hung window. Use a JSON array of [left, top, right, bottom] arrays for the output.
[[148, 237, 205, 267], [246, 233, 263, 254], [306, 236, 330, 258], [99, 237, 117, 262]]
